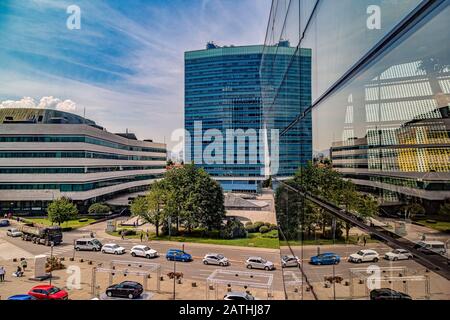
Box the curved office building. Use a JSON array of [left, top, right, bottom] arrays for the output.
[[0, 108, 167, 215]]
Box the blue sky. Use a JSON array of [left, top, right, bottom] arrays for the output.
[[0, 0, 271, 150]]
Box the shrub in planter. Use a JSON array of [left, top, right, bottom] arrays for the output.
[[259, 226, 270, 234], [245, 224, 255, 233]]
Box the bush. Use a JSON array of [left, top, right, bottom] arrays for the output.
[[269, 224, 278, 231], [245, 221, 253, 227], [220, 220, 247, 239], [264, 222, 271, 228], [88, 203, 110, 215], [245, 224, 255, 232], [259, 226, 270, 234], [253, 221, 264, 230], [120, 229, 136, 236]]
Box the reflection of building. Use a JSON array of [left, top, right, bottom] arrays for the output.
[[0, 108, 167, 215], [185, 42, 311, 193], [331, 106, 450, 211]]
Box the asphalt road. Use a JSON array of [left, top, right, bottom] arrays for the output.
[[0, 227, 285, 291], [1, 227, 444, 295]]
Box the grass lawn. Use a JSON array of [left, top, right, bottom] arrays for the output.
[[24, 217, 96, 229], [416, 219, 450, 232], [107, 230, 280, 249]]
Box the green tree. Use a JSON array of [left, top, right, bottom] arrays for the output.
[[47, 197, 78, 226], [401, 203, 425, 219], [130, 196, 149, 218], [439, 203, 450, 217], [145, 181, 169, 237], [88, 203, 110, 215]]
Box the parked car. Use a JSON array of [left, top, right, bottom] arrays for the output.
[[7, 228, 22, 237], [130, 245, 158, 258], [281, 255, 300, 268], [8, 294, 37, 300], [105, 281, 143, 299], [102, 243, 125, 255], [74, 238, 102, 251], [348, 249, 379, 263], [203, 253, 229, 266], [370, 288, 412, 300], [28, 285, 68, 300], [384, 249, 413, 261], [414, 241, 446, 255], [223, 292, 255, 300], [166, 249, 192, 262], [0, 219, 10, 227], [245, 257, 275, 271], [310, 253, 341, 265]]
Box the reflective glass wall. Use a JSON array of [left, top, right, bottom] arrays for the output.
[[263, 0, 450, 300]]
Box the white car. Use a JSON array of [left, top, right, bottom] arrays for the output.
[[348, 249, 380, 263], [202, 253, 229, 266], [6, 228, 22, 237], [384, 249, 413, 261], [223, 292, 255, 300], [245, 257, 276, 271], [102, 243, 126, 255], [281, 255, 300, 268], [130, 245, 158, 259]]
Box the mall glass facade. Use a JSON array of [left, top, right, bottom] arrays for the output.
[[263, 0, 450, 300]]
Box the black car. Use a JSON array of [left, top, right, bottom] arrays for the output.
[[105, 281, 143, 299], [370, 288, 412, 300]]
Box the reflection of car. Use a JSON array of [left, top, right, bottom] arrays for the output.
[[7, 228, 22, 237], [28, 285, 68, 300], [102, 243, 125, 255], [8, 294, 37, 300], [74, 238, 102, 251], [130, 245, 158, 258], [348, 250, 379, 263], [106, 281, 143, 299], [310, 253, 340, 265], [384, 249, 413, 261], [203, 253, 229, 266], [223, 292, 255, 300], [414, 241, 446, 255], [245, 257, 275, 271], [281, 255, 300, 268], [370, 288, 412, 300], [166, 249, 192, 262], [0, 219, 10, 227]]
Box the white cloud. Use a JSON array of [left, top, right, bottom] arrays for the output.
[[0, 96, 77, 112]]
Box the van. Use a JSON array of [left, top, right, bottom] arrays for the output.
[[414, 241, 446, 255], [74, 238, 103, 251]]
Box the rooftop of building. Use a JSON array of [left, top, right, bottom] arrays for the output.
[[185, 41, 311, 59]]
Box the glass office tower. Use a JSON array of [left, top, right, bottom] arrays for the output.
[[263, 0, 450, 300], [185, 43, 311, 192]]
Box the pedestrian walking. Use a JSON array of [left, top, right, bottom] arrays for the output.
[[140, 232, 143, 242], [20, 259, 27, 271], [363, 236, 367, 247], [90, 231, 95, 238], [0, 266, 5, 282], [121, 230, 125, 240]]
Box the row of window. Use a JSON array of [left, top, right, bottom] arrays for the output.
[[0, 174, 162, 192], [0, 135, 166, 154], [0, 151, 166, 161], [0, 166, 165, 174]]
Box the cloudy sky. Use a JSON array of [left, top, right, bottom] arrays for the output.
[[0, 0, 271, 150]]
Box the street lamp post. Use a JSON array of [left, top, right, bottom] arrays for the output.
[[49, 243, 54, 286]]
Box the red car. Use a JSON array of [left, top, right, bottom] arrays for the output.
[[28, 285, 68, 300]]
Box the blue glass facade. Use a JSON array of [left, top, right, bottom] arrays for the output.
[[185, 43, 311, 192]]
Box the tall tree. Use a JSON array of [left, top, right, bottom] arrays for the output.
[[47, 197, 78, 226]]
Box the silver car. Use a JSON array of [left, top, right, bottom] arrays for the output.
[[245, 257, 275, 271], [202, 253, 229, 266], [281, 255, 300, 268], [224, 292, 255, 300]]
